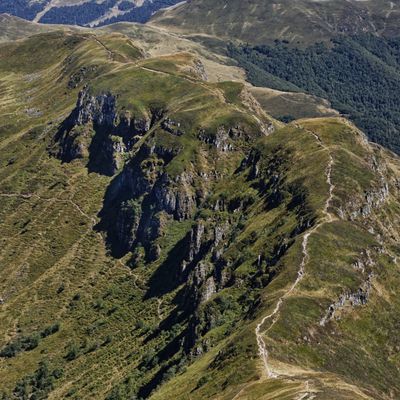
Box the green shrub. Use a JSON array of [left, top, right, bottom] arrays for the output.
[[196, 375, 211, 388], [41, 323, 60, 338], [0, 334, 40, 358], [65, 343, 79, 361], [13, 361, 63, 400]]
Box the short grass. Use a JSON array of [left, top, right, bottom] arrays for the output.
[[0, 27, 400, 400]]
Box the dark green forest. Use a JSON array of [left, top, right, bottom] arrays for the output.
[[0, 0, 181, 25], [228, 35, 400, 154]]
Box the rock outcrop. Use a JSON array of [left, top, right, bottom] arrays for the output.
[[182, 219, 233, 305], [339, 155, 391, 221], [99, 145, 198, 257], [198, 125, 251, 152], [320, 273, 373, 327], [348, 183, 390, 220], [73, 87, 117, 127], [52, 87, 157, 175]]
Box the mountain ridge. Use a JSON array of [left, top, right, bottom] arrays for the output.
[[1, 28, 400, 399], [150, 0, 400, 45], [1, 5, 400, 400]]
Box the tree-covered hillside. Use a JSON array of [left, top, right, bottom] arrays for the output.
[[229, 35, 400, 154], [0, 0, 44, 20], [0, 0, 182, 26]]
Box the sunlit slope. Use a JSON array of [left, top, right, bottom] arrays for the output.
[[151, 0, 400, 45], [0, 14, 342, 122], [151, 119, 400, 399], [0, 29, 270, 398], [0, 28, 399, 400]]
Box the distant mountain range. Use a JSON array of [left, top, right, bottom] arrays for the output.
[[151, 0, 400, 45], [0, 0, 182, 26]]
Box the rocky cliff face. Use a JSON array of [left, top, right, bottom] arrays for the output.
[[53, 87, 273, 269], [171, 139, 320, 356], [101, 163, 197, 257], [52, 86, 156, 175], [50, 83, 400, 395], [320, 249, 375, 327], [52, 86, 283, 362], [73, 87, 117, 126]]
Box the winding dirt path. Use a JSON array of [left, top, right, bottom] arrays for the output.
[[92, 36, 114, 61], [255, 125, 336, 380]]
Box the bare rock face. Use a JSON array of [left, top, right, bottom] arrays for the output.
[[198, 125, 251, 152], [161, 118, 184, 136], [114, 200, 142, 252], [198, 127, 233, 152], [153, 172, 196, 221], [187, 223, 205, 265], [193, 59, 208, 81], [339, 154, 391, 221], [201, 276, 217, 303], [180, 219, 234, 312], [346, 182, 390, 220], [117, 109, 152, 137], [52, 87, 153, 175], [190, 261, 215, 302], [73, 87, 117, 126], [320, 273, 373, 327], [99, 148, 199, 257]]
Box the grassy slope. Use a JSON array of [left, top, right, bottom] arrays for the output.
[[151, 118, 400, 400], [249, 87, 338, 122], [150, 0, 400, 46], [0, 28, 399, 400], [0, 14, 86, 43], [0, 29, 269, 398], [0, 14, 341, 122], [0, 31, 140, 398]]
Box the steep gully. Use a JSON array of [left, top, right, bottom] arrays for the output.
[[255, 126, 336, 380]]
